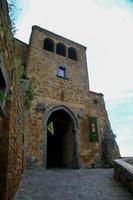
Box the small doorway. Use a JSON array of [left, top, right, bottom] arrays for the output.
[[46, 109, 77, 168]]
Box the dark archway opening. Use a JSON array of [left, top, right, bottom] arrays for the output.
[[68, 47, 77, 61], [46, 109, 76, 168], [56, 43, 66, 57], [44, 38, 54, 52]]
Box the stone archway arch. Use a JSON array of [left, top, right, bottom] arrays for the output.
[[43, 105, 80, 168]]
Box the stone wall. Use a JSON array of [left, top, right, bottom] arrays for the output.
[[0, 1, 13, 198], [88, 91, 120, 167], [5, 84, 25, 200], [0, 1, 26, 199], [14, 38, 29, 77], [114, 158, 133, 196]]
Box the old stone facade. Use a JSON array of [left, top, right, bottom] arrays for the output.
[[0, 0, 120, 199], [26, 26, 120, 169]]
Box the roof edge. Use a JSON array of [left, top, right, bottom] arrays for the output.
[[32, 25, 87, 50], [14, 37, 29, 46]]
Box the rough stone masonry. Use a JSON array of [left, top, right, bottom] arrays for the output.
[[25, 25, 120, 169]]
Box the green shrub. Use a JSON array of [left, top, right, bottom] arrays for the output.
[[0, 90, 5, 102], [24, 86, 34, 109]]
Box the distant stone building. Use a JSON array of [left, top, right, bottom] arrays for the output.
[[0, 0, 120, 199]]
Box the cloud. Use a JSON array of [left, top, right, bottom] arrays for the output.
[[106, 96, 133, 156], [95, 0, 133, 9], [116, 131, 133, 156], [106, 97, 133, 125], [125, 115, 133, 120]]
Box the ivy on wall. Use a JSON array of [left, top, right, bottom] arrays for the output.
[[0, 90, 5, 102], [89, 117, 99, 142], [24, 86, 34, 110]]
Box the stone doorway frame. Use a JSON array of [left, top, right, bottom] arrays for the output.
[[43, 105, 80, 168]]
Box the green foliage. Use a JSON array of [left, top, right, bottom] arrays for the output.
[[0, 90, 5, 102], [88, 117, 99, 142], [0, 90, 10, 103], [24, 86, 34, 109], [14, 58, 25, 81], [0, 24, 4, 39]]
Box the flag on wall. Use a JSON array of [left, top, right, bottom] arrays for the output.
[[89, 117, 99, 142], [47, 122, 54, 135]]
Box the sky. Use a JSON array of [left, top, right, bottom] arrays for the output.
[[10, 0, 133, 157]]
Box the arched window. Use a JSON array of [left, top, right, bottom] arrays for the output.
[[44, 38, 54, 52], [56, 43, 66, 57], [68, 47, 77, 61]]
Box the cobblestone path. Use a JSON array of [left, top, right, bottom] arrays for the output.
[[15, 168, 132, 200]]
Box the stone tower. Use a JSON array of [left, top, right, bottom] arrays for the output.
[[26, 25, 119, 168]]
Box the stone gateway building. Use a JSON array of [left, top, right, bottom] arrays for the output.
[[25, 25, 120, 169], [0, 0, 120, 199]]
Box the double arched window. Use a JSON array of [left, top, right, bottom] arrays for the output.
[[43, 38, 77, 61], [44, 38, 54, 52]]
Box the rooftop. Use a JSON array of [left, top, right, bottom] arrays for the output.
[[32, 25, 87, 50]]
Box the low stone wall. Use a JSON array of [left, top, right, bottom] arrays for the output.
[[114, 158, 133, 196]]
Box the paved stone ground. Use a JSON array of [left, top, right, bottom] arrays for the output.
[[15, 168, 132, 200]]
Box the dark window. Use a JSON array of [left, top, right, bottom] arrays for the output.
[[68, 47, 77, 60], [44, 38, 54, 52], [57, 67, 65, 78], [0, 55, 8, 116], [0, 67, 6, 107], [56, 43, 66, 57], [0, 68, 6, 93]]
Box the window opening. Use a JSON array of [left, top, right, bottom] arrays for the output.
[[0, 58, 7, 116], [57, 67, 65, 78], [68, 47, 77, 61], [44, 38, 54, 52], [0, 69, 6, 102], [56, 43, 66, 57]]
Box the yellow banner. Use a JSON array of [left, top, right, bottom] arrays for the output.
[[47, 122, 54, 135]]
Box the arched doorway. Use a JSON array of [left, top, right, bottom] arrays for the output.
[[45, 106, 79, 169]]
